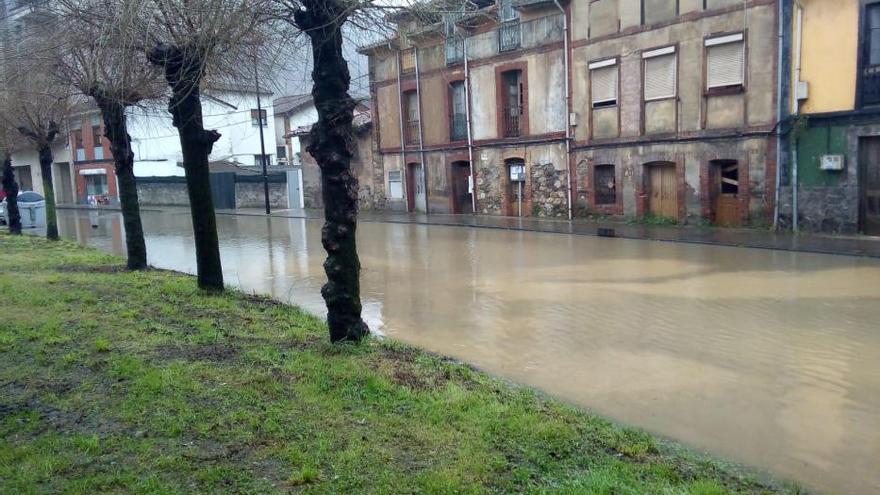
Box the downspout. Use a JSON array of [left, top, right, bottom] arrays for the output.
[[415, 47, 429, 214], [553, 0, 573, 220], [463, 32, 477, 214], [792, 3, 803, 232], [772, 0, 784, 230], [396, 49, 410, 212]]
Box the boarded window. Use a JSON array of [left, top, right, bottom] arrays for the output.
[[400, 48, 416, 75], [706, 34, 745, 89], [643, 47, 676, 101], [388, 171, 403, 198], [594, 164, 616, 205], [642, 0, 678, 25], [590, 59, 618, 107]]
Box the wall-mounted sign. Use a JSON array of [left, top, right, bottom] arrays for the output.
[[819, 154, 845, 171], [509, 164, 525, 182]]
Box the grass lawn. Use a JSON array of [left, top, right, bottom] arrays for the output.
[[0, 233, 803, 494]]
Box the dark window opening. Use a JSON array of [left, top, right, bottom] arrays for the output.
[[404, 90, 420, 145], [449, 81, 467, 141], [502, 70, 524, 137], [719, 161, 739, 195], [863, 4, 880, 105], [594, 164, 616, 205]]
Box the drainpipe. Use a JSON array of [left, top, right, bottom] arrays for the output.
[[463, 32, 477, 214], [772, 0, 784, 230], [415, 47, 429, 214], [553, 0, 573, 220], [396, 49, 410, 212], [792, 3, 803, 232]]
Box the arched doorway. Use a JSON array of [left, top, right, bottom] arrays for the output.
[[644, 161, 677, 220], [450, 161, 473, 214], [709, 159, 742, 227]]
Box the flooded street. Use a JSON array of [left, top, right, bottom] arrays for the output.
[[57, 209, 880, 495]]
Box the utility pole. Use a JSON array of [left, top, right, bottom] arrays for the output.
[[255, 63, 270, 215]]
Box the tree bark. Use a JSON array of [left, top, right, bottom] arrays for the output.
[[95, 96, 148, 270], [296, 1, 369, 343], [1, 157, 22, 234], [147, 45, 223, 291], [38, 144, 58, 240]]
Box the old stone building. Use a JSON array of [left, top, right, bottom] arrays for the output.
[[361, 0, 781, 225]]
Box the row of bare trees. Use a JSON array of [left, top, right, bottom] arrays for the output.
[[0, 0, 396, 342]]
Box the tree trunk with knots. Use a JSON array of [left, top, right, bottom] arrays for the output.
[[147, 45, 223, 291], [1, 157, 22, 234], [38, 144, 58, 240], [295, 0, 369, 343], [94, 94, 148, 270]]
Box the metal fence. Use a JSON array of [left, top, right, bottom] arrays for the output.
[[499, 21, 521, 52]]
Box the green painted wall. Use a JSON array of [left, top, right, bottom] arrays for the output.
[[795, 124, 848, 187]]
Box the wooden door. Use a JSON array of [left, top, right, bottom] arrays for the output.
[[452, 163, 473, 214], [713, 161, 742, 227], [860, 137, 880, 235], [647, 163, 677, 219]]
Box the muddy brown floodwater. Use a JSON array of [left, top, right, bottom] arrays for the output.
[[57, 209, 880, 495]]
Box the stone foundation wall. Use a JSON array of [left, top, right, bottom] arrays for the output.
[[530, 162, 568, 217], [476, 162, 503, 215], [234, 182, 288, 209], [137, 181, 190, 206]]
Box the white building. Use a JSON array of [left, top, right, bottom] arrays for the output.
[[272, 94, 316, 167]]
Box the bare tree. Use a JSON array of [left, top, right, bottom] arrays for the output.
[[125, 0, 272, 291], [54, 0, 164, 269], [0, 117, 22, 235]]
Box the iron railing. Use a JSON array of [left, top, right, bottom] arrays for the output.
[[503, 106, 522, 137], [405, 120, 420, 145], [445, 36, 465, 65], [499, 20, 521, 53], [450, 114, 468, 141]]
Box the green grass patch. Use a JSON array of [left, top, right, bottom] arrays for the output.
[[0, 233, 803, 494]]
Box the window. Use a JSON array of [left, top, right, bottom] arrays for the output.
[[705, 33, 745, 90], [643, 46, 677, 101], [388, 170, 403, 199], [92, 126, 102, 147], [74, 130, 85, 161], [594, 164, 616, 205], [501, 70, 524, 137], [250, 109, 268, 126], [400, 48, 416, 75], [276, 146, 287, 160], [404, 91, 420, 145], [449, 81, 467, 141], [254, 154, 271, 167], [862, 4, 880, 105], [590, 59, 618, 108], [445, 13, 465, 65], [498, 0, 521, 53], [85, 173, 108, 196]]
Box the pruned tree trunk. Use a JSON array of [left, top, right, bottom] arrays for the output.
[[1, 157, 22, 234], [296, 1, 369, 343], [95, 95, 147, 270], [38, 144, 58, 240], [147, 45, 223, 291]]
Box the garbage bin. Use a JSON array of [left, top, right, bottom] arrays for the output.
[[17, 191, 46, 229]]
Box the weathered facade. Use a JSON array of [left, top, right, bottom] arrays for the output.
[[362, 0, 781, 225], [777, 0, 880, 235]]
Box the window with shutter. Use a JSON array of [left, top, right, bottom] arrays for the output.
[[705, 34, 745, 90], [589, 59, 618, 108], [643, 47, 676, 101]]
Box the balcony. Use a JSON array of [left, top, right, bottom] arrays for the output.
[[862, 65, 880, 106], [405, 120, 420, 145], [445, 36, 465, 66], [498, 20, 521, 53], [503, 106, 522, 137], [450, 114, 468, 141]]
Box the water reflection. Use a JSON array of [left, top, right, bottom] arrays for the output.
[[56, 209, 880, 495]]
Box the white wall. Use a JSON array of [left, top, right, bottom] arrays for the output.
[[128, 89, 278, 177], [286, 103, 318, 163], [10, 141, 71, 199]]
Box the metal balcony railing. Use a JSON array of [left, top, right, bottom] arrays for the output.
[[400, 48, 416, 75], [503, 106, 522, 137], [450, 114, 468, 141], [445, 36, 465, 65], [499, 20, 521, 53], [405, 120, 420, 145]]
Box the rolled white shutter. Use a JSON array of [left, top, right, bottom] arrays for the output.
[[591, 65, 618, 106], [707, 40, 744, 89], [644, 53, 676, 100]]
